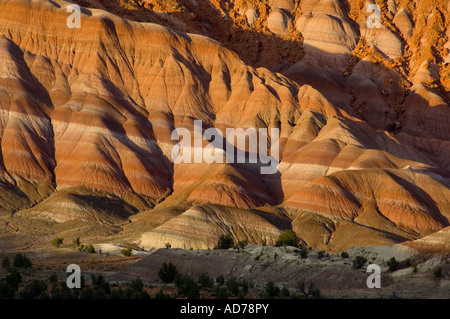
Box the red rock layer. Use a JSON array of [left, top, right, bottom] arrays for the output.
[[0, 0, 449, 252]]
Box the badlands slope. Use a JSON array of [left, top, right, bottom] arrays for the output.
[[0, 0, 449, 252]]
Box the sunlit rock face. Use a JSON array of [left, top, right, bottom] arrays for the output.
[[0, 0, 449, 252]]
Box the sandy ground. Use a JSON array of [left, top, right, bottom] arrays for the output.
[[1, 243, 448, 298], [107, 244, 450, 298]]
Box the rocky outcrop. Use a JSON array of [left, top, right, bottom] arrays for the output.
[[139, 204, 289, 249]]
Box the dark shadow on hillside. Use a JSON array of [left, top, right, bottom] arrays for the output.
[[73, 0, 305, 72]]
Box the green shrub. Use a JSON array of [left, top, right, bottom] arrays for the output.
[[187, 287, 200, 299], [236, 239, 248, 252], [50, 284, 77, 300], [80, 288, 94, 299], [131, 278, 144, 292], [299, 249, 308, 259], [217, 234, 234, 249], [264, 281, 280, 299], [130, 290, 151, 299], [297, 280, 320, 298], [275, 230, 300, 247], [0, 282, 16, 299], [72, 237, 81, 247], [121, 285, 150, 299], [91, 274, 110, 295], [51, 237, 64, 248], [5, 268, 22, 291], [175, 275, 199, 298], [154, 289, 173, 299], [215, 286, 228, 299], [19, 280, 48, 299], [434, 267, 443, 278], [240, 279, 249, 295], [121, 247, 132, 257], [216, 274, 225, 286], [317, 251, 325, 259], [85, 244, 95, 254], [281, 286, 290, 298], [340, 252, 349, 258], [226, 277, 240, 296], [79, 244, 95, 254], [198, 273, 213, 288], [48, 273, 58, 286], [13, 253, 32, 268], [312, 289, 322, 299], [352, 256, 367, 269], [387, 257, 400, 271], [111, 288, 125, 299], [158, 262, 179, 283], [2, 256, 10, 269]]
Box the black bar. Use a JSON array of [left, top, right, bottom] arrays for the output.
[[1, 299, 446, 318]]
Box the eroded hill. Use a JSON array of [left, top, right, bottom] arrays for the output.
[[0, 0, 449, 253]]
